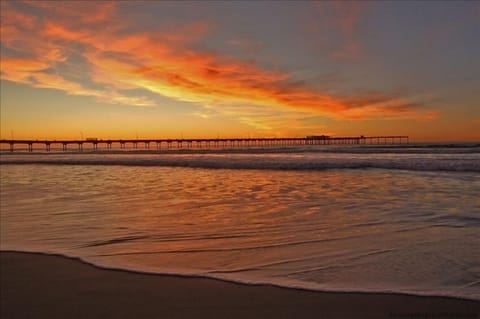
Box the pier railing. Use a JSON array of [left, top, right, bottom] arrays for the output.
[[0, 136, 408, 152]]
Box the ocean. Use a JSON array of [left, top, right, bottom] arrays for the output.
[[1, 143, 479, 300]]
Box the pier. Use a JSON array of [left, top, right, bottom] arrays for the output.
[[0, 136, 408, 152]]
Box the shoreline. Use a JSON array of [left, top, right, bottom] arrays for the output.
[[2, 251, 479, 319], [1, 249, 478, 302]]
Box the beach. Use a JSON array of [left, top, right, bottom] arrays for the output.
[[2, 0, 480, 317], [2, 251, 479, 319], [1, 147, 479, 318]]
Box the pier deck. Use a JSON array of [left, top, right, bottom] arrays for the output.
[[0, 136, 408, 152]]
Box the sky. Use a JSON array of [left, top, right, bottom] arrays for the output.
[[1, 1, 479, 141]]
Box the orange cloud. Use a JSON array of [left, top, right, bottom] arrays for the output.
[[1, 58, 49, 76], [0, 1, 436, 123]]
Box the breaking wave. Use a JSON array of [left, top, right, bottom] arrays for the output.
[[1, 151, 479, 172]]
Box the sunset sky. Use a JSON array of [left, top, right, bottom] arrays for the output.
[[1, 1, 479, 141]]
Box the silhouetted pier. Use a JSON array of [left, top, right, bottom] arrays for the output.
[[0, 136, 408, 152]]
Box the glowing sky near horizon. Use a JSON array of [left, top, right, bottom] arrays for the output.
[[1, 1, 479, 141]]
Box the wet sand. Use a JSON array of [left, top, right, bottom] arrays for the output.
[[1, 251, 479, 319]]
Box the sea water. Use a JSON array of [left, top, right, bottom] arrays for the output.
[[1, 144, 479, 300]]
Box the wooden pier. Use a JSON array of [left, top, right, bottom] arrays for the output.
[[0, 136, 408, 152]]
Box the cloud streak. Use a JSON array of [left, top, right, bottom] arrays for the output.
[[0, 1, 436, 124]]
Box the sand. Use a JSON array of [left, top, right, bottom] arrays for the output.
[[1, 251, 479, 319]]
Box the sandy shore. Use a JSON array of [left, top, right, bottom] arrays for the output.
[[1, 251, 479, 319]]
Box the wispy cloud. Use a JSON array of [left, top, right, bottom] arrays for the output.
[[226, 36, 263, 55], [309, 1, 368, 60], [0, 1, 437, 125]]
